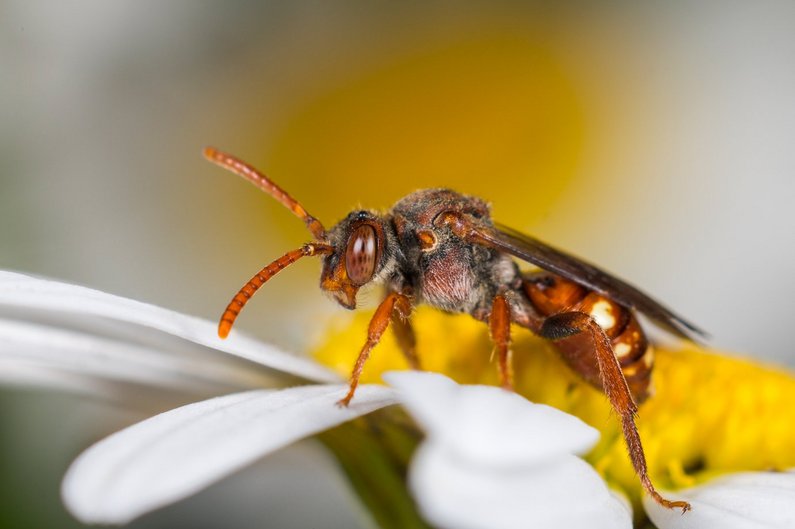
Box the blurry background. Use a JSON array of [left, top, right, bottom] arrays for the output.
[[1, 2, 794, 528]]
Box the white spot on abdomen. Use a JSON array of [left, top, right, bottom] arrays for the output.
[[614, 342, 631, 359], [590, 300, 616, 330]]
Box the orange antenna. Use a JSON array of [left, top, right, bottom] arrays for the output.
[[218, 243, 333, 339], [204, 146, 326, 240]]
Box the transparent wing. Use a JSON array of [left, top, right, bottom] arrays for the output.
[[474, 222, 706, 341]]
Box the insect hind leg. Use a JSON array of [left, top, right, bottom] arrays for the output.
[[537, 311, 691, 513]]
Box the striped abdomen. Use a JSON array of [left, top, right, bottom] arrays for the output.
[[523, 272, 654, 404]]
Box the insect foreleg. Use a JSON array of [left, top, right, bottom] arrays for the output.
[[537, 311, 691, 512], [337, 291, 413, 407]]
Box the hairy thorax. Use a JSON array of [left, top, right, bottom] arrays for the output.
[[389, 188, 520, 314]]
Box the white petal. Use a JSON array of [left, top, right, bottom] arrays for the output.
[[410, 441, 632, 529], [384, 371, 599, 466], [0, 318, 269, 397], [0, 357, 213, 411], [0, 271, 338, 384], [0, 358, 119, 396], [62, 383, 397, 525], [644, 471, 795, 529]]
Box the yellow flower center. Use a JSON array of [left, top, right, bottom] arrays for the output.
[[314, 306, 795, 510]]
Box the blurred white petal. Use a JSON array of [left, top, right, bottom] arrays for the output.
[[0, 318, 268, 398], [644, 471, 795, 529], [0, 271, 339, 387], [0, 358, 123, 396], [384, 371, 630, 529], [383, 370, 599, 465], [62, 383, 397, 525]]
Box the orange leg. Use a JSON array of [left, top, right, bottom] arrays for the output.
[[338, 292, 412, 407], [489, 294, 514, 390], [538, 311, 691, 513], [391, 310, 420, 370]]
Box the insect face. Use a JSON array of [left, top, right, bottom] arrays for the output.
[[319, 212, 388, 310]]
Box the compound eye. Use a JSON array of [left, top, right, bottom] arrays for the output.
[[345, 225, 378, 285]]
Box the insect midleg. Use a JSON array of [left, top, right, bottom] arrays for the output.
[[537, 311, 691, 513], [489, 294, 514, 390], [391, 310, 421, 370], [337, 291, 412, 407]]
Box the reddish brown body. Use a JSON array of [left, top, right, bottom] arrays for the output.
[[524, 274, 654, 403], [204, 147, 705, 514]]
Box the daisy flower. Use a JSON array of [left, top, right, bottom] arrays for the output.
[[1, 270, 794, 528], [318, 308, 795, 528]]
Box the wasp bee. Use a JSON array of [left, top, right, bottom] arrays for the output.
[[205, 147, 705, 512]]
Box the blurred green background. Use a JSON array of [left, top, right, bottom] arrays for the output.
[[1, 2, 794, 528]]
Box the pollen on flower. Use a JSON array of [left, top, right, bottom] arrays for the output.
[[313, 307, 795, 512]]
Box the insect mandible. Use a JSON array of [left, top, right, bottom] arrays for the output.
[[204, 146, 706, 513]]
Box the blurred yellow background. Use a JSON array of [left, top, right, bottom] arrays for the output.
[[1, 2, 794, 528]]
